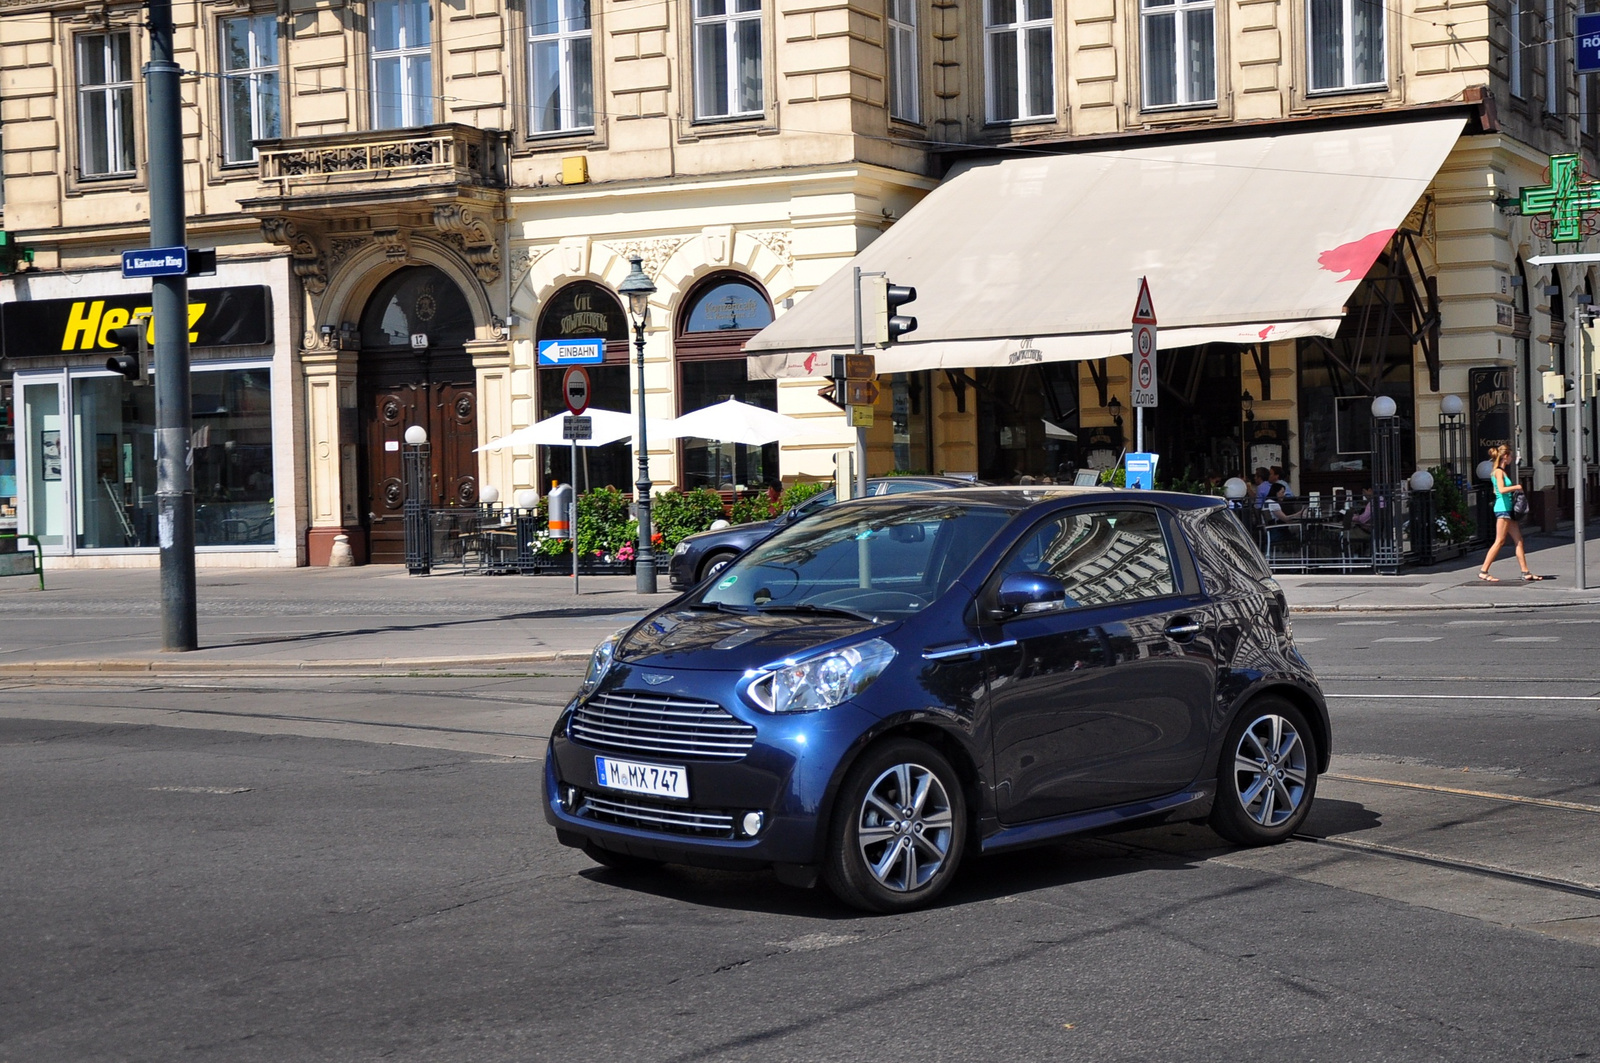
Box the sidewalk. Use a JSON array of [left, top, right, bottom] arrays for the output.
[[0, 528, 1596, 674]]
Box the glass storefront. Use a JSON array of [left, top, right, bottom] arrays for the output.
[[16, 364, 275, 552], [537, 363, 634, 491], [675, 274, 776, 491], [975, 362, 1079, 483]]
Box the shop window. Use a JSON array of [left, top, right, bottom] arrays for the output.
[[985, 0, 1054, 122], [371, 0, 434, 129], [528, 0, 594, 134], [675, 275, 776, 490], [220, 14, 281, 164], [1141, 0, 1215, 108], [536, 282, 632, 490], [1306, 0, 1385, 93], [76, 31, 136, 178], [693, 0, 763, 120], [976, 362, 1079, 483], [887, 0, 919, 123], [890, 372, 934, 473], [360, 267, 474, 349]]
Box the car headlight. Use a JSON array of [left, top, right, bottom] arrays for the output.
[[578, 628, 627, 700], [745, 638, 897, 713], [674, 541, 692, 556]]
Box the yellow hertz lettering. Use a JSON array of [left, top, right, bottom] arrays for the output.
[[60, 300, 207, 349]]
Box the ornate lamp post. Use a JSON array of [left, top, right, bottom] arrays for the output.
[[619, 255, 659, 593]]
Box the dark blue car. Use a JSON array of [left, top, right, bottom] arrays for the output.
[[544, 487, 1329, 912]]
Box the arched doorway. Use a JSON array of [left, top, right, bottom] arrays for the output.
[[536, 281, 632, 492], [674, 273, 776, 490], [357, 266, 478, 564]]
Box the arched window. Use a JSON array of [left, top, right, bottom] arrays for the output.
[[536, 281, 632, 491], [359, 266, 474, 349], [675, 274, 777, 491]]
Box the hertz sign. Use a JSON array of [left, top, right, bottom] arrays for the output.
[[0, 285, 272, 358]]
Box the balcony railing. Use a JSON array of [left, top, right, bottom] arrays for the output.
[[255, 124, 506, 194]]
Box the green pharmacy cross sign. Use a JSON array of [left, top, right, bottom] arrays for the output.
[[1521, 154, 1600, 244]]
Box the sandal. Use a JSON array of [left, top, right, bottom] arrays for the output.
[[1478, 570, 1501, 583], [1522, 573, 1548, 582]]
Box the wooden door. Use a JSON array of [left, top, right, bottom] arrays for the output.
[[359, 352, 478, 564]]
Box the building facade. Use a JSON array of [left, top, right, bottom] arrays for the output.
[[1, 0, 1597, 565]]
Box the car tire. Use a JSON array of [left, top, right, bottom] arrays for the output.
[[822, 739, 967, 913], [699, 550, 740, 582], [582, 843, 663, 872], [1209, 696, 1319, 846]]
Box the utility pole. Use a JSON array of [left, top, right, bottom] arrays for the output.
[[146, 0, 197, 649]]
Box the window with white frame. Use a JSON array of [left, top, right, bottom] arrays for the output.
[[887, 0, 919, 123], [1544, 0, 1559, 114], [220, 15, 281, 163], [985, 0, 1054, 123], [1140, 0, 1216, 107], [371, 0, 434, 129], [1306, 0, 1385, 93], [528, 0, 594, 133], [693, 0, 763, 120], [1510, 0, 1525, 98], [76, 31, 135, 177]]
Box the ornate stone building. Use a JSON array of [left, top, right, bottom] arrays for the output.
[[1, 0, 1597, 564]]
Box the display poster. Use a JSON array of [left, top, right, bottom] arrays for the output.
[[1468, 367, 1514, 469]]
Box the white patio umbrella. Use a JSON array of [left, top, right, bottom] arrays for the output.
[[476, 407, 672, 452], [661, 398, 835, 445]]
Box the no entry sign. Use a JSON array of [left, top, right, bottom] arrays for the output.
[[562, 367, 591, 414]]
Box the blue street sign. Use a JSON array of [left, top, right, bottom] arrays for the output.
[[1125, 452, 1158, 490], [1579, 13, 1600, 73], [121, 246, 188, 278], [538, 338, 604, 365]]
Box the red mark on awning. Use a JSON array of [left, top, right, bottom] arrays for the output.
[[1318, 229, 1395, 282], [1258, 325, 1276, 340], [803, 352, 821, 374]]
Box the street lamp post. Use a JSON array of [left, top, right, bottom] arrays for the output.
[[619, 256, 659, 594]]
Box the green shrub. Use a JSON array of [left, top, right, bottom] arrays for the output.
[[650, 487, 727, 548], [1429, 465, 1473, 544], [576, 485, 633, 557], [779, 481, 829, 511], [729, 493, 777, 524]]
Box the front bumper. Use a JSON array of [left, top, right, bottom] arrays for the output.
[[666, 547, 695, 589], [542, 693, 877, 870]]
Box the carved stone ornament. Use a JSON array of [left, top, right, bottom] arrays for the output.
[[260, 217, 327, 295], [433, 205, 501, 283], [373, 227, 411, 262], [601, 236, 687, 281], [510, 245, 551, 289], [328, 235, 367, 273], [748, 229, 794, 267]]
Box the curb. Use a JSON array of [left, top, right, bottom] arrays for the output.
[[1289, 595, 1600, 614], [0, 651, 592, 677]]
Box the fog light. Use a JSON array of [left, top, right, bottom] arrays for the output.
[[565, 786, 580, 811], [740, 811, 765, 837]]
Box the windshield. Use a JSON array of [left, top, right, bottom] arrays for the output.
[[699, 500, 1012, 620]]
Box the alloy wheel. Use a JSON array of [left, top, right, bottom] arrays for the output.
[[855, 762, 955, 892], [1232, 713, 1309, 828]]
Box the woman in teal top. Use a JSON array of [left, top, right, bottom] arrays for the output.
[[1479, 444, 1543, 582]]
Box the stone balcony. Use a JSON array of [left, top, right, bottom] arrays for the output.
[[241, 123, 511, 292]]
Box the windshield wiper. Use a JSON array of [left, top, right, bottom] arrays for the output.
[[755, 602, 877, 622], [686, 601, 751, 614]]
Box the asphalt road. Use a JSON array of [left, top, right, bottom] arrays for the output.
[[3, 609, 1599, 1061]]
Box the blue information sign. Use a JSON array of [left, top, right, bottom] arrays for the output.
[[1579, 13, 1600, 73], [537, 338, 605, 366], [1125, 452, 1159, 490], [121, 246, 189, 278]]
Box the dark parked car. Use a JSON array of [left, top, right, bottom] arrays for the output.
[[667, 476, 979, 589], [545, 487, 1329, 912]]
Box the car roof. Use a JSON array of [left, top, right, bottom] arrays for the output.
[[839, 484, 1226, 513]]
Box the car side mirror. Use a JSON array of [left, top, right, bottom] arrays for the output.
[[989, 572, 1067, 619], [890, 523, 926, 543]]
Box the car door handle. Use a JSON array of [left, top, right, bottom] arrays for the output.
[[922, 639, 1017, 661], [1165, 618, 1202, 641]]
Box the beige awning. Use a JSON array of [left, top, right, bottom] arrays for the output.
[[747, 118, 1464, 378]]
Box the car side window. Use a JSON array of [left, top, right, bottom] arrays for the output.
[[999, 508, 1177, 608], [878, 479, 932, 495]]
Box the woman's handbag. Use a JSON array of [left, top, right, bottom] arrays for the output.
[[1512, 491, 1529, 519]]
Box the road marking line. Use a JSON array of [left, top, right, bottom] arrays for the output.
[[1372, 636, 1441, 643], [1324, 773, 1600, 814], [1338, 620, 1398, 626], [1494, 636, 1561, 642], [1294, 637, 1325, 643], [1294, 834, 1600, 898], [1325, 692, 1600, 702]]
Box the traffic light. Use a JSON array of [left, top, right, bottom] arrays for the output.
[[106, 323, 149, 385], [867, 275, 917, 346], [0, 230, 35, 275]]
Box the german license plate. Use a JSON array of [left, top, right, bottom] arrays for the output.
[[595, 756, 689, 800]]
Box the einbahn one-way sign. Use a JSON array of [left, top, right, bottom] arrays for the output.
[[1131, 277, 1158, 408]]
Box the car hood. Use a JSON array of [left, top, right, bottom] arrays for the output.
[[683, 520, 776, 547], [618, 607, 881, 670]]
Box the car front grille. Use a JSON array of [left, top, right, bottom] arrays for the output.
[[571, 690, 757, 762], [577, 791, 736, 838]]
